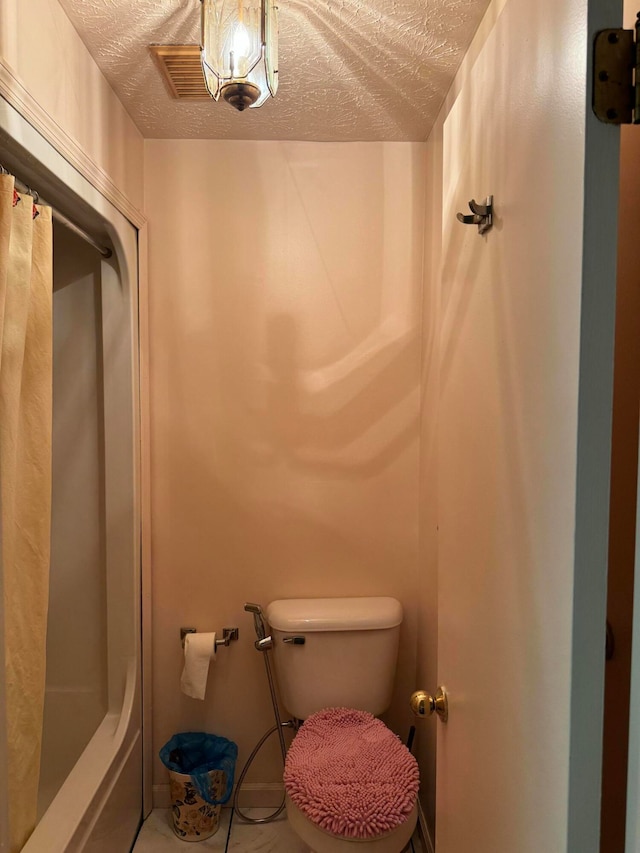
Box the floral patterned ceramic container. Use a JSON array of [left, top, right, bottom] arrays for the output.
[[168, 769, 226, 841]]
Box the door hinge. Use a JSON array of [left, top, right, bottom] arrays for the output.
[[593, 13, 640, 124]]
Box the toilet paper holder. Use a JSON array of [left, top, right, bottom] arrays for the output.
[[180, 627, 239, 649]]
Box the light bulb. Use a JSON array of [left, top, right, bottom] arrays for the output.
[[230, 22, 251, 75]]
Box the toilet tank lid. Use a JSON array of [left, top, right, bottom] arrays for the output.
[[266, 597, 403, 632]]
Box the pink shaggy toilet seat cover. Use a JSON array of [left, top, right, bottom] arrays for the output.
[[284, 707, 420, 840]]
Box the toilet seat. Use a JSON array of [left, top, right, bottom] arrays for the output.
[[284, 708, 419, 853]]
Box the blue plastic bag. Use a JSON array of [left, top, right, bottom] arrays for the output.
[[159, 731, 238, 805]]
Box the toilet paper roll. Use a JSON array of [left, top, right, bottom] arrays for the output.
[[180, 632, 216, 700]]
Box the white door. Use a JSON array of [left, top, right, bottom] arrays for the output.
[[431, 0, 621, 851]]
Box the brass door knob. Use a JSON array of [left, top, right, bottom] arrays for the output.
[[410, 687, 448, 723]]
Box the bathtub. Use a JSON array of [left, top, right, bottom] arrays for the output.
[[0, 99, 143, 853], [23, 664, 141, 853]]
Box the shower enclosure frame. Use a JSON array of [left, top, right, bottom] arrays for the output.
[[0, 96, 144, 852]]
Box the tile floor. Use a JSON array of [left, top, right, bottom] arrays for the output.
[[133, 808, 425, 852]]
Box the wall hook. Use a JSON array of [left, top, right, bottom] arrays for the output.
[[457, 195, 493, 235]]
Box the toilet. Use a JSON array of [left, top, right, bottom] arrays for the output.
[[266, 597, 419, 853]]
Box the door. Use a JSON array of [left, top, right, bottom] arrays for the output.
[[626, 429, 640, 851], [429, 0, 621, 851]]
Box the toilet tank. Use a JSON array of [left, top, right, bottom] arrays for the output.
[[266, 597, 403, 720]]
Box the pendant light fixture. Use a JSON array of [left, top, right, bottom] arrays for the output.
[[201, 0, 278, 111]]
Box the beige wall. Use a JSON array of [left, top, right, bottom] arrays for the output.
[[0, 0, 143, 212], [145, 139, 426, 798]]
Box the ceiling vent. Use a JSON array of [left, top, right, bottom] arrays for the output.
[[150, 46, 209, 100]]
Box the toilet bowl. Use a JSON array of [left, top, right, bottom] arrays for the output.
[[286, 796, 418, 853], [266, 598, 419, 853]]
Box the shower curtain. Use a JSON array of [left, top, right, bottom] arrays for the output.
[[0, 173, 53, 852]]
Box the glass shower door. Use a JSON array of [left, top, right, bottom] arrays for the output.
[[37, 223, 109, 818]]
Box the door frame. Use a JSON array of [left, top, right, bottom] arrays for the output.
[[625, 420, 640, 850], [568, 1, 622, 849]]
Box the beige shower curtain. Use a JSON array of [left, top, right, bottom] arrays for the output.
[[0, 173, 53, 852]]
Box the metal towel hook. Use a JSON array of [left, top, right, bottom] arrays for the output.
[[457, 195, 493, 235]]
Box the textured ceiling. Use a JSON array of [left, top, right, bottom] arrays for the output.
[[58, 0, 491, 141]]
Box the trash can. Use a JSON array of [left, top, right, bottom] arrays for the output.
[[159, 732, 238, 842]]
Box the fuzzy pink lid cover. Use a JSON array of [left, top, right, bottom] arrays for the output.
[[284, 707, 419, 840]]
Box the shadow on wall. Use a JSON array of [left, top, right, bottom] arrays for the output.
[[150, 140, 424, 565], [256, 313, 420, 477], [159, 314, 421, 586], [148, 139, 425, 787]]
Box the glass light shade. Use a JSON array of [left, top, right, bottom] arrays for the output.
[[201, 0, 278, 110]]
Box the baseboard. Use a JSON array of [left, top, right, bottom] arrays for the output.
[[417, 800, 435, 853], [153, 782, 285, 811], [156, 781, 433, 847]]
